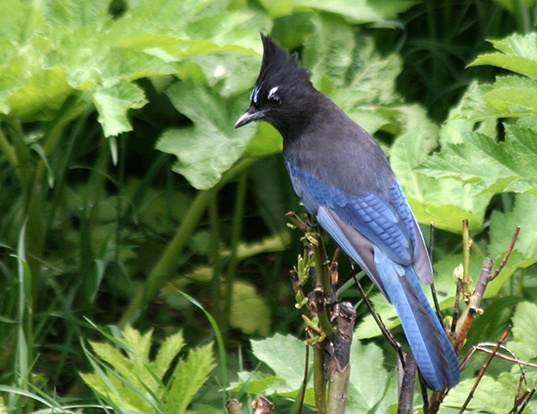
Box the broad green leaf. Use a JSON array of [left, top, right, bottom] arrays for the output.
[[419, 124, 537, 196], [304, 18, 402, 129], [168, 342, 216, 414], [230, 281, 271, 336], [157, 81, 252, 189], [508, 301, 537, 361], [261, 0, 416, 23], [0, 0, 270, 137], [346, 341, 397, 412], [303, 14, 356, 89], [38, 0, 111, 29], [450, 76, 537, 122], [443, 373, 537, 412], [487, 193, 537, 296], [91, 80, 147, 137], [244, 122, 282, 157], [232, 370, 286, 394], [250, 333, 312, 393], [470, 33, 537, 79], [6, 67, 72, 120], [391, 128, 491, 232]]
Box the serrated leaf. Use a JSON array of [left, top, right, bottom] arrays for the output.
[[508, 302, 537, 361], [391, 128, 491, 232], [157, 81, 252, 189], [168, 342, 216, 414], [91, 80, 147, 137], [450, 76, 537, 123], [250, 333, 312, 394], [303, 18, 401, 122], [487, 193, 537, 296], [470, 32, 537, 79], [151, 330, 185, 378], [419, 124, 537, 196], [83, 326, 210, 413]]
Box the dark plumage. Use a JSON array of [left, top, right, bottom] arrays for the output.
[[235, 33, 459, 391]]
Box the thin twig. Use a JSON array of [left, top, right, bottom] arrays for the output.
[[459, 343, 537, 370], [490, 226, 521, 280], [458, 326, 512, 413], [514, 388, 536, 414], [297, 328, 309, 414], [353, 273, 405, 366]]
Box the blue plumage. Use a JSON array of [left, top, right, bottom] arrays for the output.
[[235, 34, 459, 391]]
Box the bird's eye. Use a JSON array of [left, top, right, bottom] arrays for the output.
[[267, 86, 282, 105], [269, 94, 282, 105]]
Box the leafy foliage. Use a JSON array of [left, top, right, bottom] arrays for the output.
[[1, 0, 537, 412], [81, 325, 215, 413], [232, 333, 397, 412]]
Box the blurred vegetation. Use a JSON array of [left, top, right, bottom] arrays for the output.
[[1, 0, 537, 412]]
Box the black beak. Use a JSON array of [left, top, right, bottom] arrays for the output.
[[234, 106, 266, 129]]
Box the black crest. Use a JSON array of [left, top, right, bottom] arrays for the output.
[[251, 34, 312, 104]]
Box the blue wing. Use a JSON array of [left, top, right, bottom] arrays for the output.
[[287, 161, 430, 279], [287, 161, 459, 390]]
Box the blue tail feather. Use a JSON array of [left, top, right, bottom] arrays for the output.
[[374, 246, 459, 390]]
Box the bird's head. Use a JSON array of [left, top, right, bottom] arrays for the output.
[[234, 34, 314, 135]]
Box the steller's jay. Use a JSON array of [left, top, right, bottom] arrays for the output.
[[234, 34, 459, 391]]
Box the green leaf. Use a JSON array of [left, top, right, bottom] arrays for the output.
[[229, 281, 271, 336], [508, 301, 537, 361], [346, 341, 397, 412], [156, 81, 252, 189], [450, 76, 537, 122], [38, 0, 112, 29], [443, 373, 536, 412], [303, 18, 403, 133], [232, 370, 286, 395], [391, 128, 491, 232], [91, 80, 147, 137], [244, 122, 282, 157], [419, 124, 537, 196], [82, 326, 213, 413], [470, 32, 537, 79], [168, 342, 216, 414], [250, 333, 312, 394], [487, 193, 537, 296], [261, 0, 417, 23]]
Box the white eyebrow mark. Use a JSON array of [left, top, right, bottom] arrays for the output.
[[268, 86, 279, 99], [251, 85, 261, 105]]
